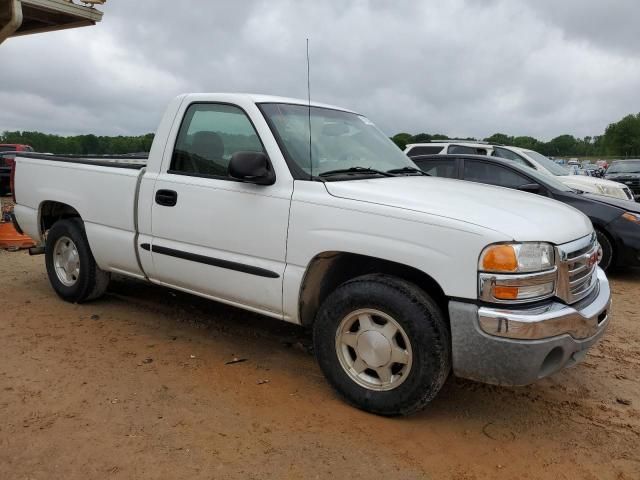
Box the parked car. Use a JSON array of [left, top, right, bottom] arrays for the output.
[[567, 164, 582, 176], [404, 140, 492, 157], [413, 154, 640, 271], [405, 143, 634, 201], [11, 93, 610, 415], [0, 144, 33, 195], [604, 160, 640, 201], [581, 163, 604, 178], [491, 147, 633, 200]]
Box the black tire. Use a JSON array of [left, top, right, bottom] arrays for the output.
[[0, 179, 9, 197], [45, 218, 110, 303], [313, 274, 451, 416], [596, 229, 614, 272]]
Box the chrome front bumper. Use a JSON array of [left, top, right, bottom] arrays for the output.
[[448, 268, 611, 386], [477, 268, 610, 340]]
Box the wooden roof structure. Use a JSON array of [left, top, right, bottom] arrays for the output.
[[1, 0, 104, 44]]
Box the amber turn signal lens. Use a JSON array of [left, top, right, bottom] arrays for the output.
[[493, 286, 519, 300], [622, 212, 640, 224], [481, 245, 518, 272]]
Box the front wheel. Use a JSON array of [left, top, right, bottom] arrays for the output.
[[313, 274, 451, 416], [596, 229, 614, 272], [45, 218, 110, 303]]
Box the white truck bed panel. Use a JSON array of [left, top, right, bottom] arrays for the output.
[[15, 156, 145, 277]]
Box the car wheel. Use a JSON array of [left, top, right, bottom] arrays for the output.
[[45, 218, 110, 303], [596, 229, 614, 272], [313, 274, 451, 416]]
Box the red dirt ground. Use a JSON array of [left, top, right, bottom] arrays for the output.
[[0, 249, 638, 479]]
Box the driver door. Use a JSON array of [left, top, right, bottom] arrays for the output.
[[148, 102, 292, 316]]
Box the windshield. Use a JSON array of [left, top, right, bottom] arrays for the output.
[[524, 150, 570, 176], [607, 161, 640, 174], [259, 103, 414, 178]]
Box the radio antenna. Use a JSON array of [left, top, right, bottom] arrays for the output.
[[306, 38, 313, 180]]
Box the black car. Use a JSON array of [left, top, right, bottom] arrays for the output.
[[605, 159, 640, 200], [412, 154, 640, 271]]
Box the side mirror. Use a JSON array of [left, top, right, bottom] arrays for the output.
[[229, 151, 275, 185], [518, 183, 542, 194]]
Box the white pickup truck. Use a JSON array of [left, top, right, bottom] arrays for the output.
[[11, 93, 611, 415]]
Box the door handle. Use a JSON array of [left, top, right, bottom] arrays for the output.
[[155, 189, 178, 207]]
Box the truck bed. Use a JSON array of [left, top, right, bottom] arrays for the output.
[[13, 152, 148, 279], [13, 152, 148, 169]]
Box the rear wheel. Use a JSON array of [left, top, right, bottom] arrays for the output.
[[313, 274, 451, 416], [45, 218, 110, 303], [596, 229, 614, 272]]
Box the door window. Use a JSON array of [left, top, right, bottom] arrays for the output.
[[170, 103, 264, 178], [406, 145, 444, 157], [447, 145, 488, 155], [492, 147, 533, 167], [413, 158, 457, 178], [463, 160, 530, 188]]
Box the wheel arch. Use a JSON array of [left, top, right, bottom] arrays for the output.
[[298, 251, 448, 327], [39, 200, 82, 236]]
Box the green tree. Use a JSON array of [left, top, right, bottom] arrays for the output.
[[391, 132, 413, 149], [603, 113, 640, 156], [546, 135, 577, 156], [0, 131, 155, 154], [484, 133, 512, 144], [512, 136, 541, 151]]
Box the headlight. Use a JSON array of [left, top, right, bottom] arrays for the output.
[[479, 242, 555, 273], [479, 242, 556, 303], [597, 184, 628, 200], [622, 212, 640, 224]]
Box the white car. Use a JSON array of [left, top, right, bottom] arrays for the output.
[[11, 94, 610, 415], [405, 140, 493, 157], [405, 142, 634, 201]]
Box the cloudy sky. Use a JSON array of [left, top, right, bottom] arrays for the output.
[[1, 0, 639, 140]]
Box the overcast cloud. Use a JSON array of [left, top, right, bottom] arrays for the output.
[[1, 0, 639, 139]]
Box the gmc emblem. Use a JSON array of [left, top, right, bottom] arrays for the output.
[[587, 251, 599, 269]]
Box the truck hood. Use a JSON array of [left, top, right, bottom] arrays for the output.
[[324, 176, 592, 245]]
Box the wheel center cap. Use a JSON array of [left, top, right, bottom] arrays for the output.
[[357, 330, 391, 368]]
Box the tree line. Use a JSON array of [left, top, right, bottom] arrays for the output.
[[0, 131, 154, 155], [2, 111, 639, 158], [392, 112, 640, 157]]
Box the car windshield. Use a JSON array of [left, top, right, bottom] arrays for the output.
[[524, 150, 570, 176], [259, 103, 415, 178], [607, 161, 640, 174]]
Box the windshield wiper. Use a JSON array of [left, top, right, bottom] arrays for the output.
[[319, 166, 395, 178], [387, 166, 430, 176]]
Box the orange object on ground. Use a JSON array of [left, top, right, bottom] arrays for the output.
[[0, 221, 35, 249]]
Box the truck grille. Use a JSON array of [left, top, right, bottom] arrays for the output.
[[556, 233, 599, 304]]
